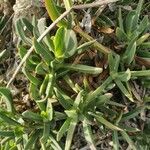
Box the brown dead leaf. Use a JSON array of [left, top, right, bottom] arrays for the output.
[[135, 56, 150, 68], [99, 27, 114, 34]]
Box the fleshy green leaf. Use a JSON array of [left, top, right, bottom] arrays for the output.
[[49, 134, 62, 150], [83, 118, 96, 150], [18, 45, 28, 59], [132, 0, 144, 28], [45, 0, 67, 27], [40, 122, 50, 149], [57, 118, 71, 141], [46, 100, 53, 121], [65, 110, 77, 119], [54, 27, 77, 59], [21, 18, 34, 33], [131, 70, 150, 77], [65, 117, 78, 150], [125, 11, 136, 35], [54, 27, 65, 58], [112, 131, 119, 150], [137, 15, 150, 35], [121, 106, 145, 121], [45, 74, 55, 98], [115, 79, 133, 102], [54, 88, 73, 109], [61, 64, 103, 74], [86, 76, 113, 104], [77, 40, 96, 54], [108, 53, 120, 73], [120, 131, 136, 150], [24, 130, 40, 150], [117, 69, 131, 82], [33, 38, 53, 64], [64, 29, 77, 57], [22, 110, 43, 122], [0, 112, 21, 126], [118, 7, 124, 31], [96, 93, 112, 106], [37, 18, 54, 51], [73, 91, 83, 108], [35, 62, 49, 75], [23, 67, 42, 85], [119, 124, 140, 132], [64, 75, 78, 93], [123, 41, 137, 65], [0, 131, 15, 137], [15, 19, 32, 45], [0, 87, 15, 112], [18, 46, 38, 71], [116, 27, 128, 41], [136, 33, 150, 46], [39, 74, 49, 96], [89, 112, 123, 131], [29, 83, 46, 111], [141, 42, 150, 48], [0, 49, 6, 61]]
